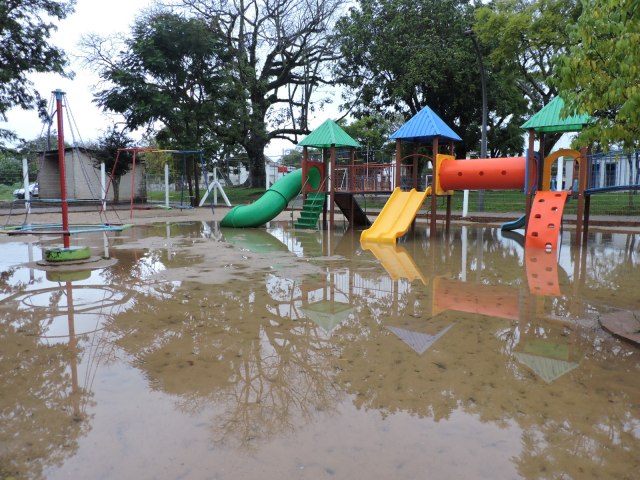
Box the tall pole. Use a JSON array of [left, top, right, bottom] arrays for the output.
[[466, 30, 487, 211], [54, 89, 70, 248]]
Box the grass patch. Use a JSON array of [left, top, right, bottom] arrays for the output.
[[0, 183, 20, 202], [147, 187, 266, 205]]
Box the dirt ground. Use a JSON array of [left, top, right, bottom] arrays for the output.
[[0, 204, 232, 230], [1, 202, 638, 239], [0, 205, 329, 284]]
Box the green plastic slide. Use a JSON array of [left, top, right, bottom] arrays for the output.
[[220, 167, 321, 228], [501, 214, 526, 231]]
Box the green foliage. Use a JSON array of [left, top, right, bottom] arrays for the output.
[[93, 126, 134, 176], [474, 0, 582, 152], [475, 0, 580, 108], [92, 125, 135, 202], [553, 0, 640, 149], [0, 154, 21, 185], [0, 0, 75, 138], [341, 115, 395, 155], [281, 149, 303, 167], [91, 13, 231, 157], [335, 0, 477, 123], [334, 0, 526, 157]]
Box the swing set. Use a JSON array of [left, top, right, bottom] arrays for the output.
[[2, 90, 133, 237], [103, 148, 226, 218]]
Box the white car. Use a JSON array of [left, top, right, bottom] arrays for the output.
[[13, 183, 39, 199]]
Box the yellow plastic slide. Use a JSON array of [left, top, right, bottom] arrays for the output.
[[360, 187, 431, 243]]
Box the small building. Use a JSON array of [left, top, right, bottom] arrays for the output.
[[38, 147, 146, 201]]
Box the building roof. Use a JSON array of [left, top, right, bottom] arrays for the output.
[[298, 119, 361, 148], [390, 105, 462, 143], [521, 96, 591, 133]]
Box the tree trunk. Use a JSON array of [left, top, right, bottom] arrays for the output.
[[244, 137, 268, 188], [113, 177, 121, 203]]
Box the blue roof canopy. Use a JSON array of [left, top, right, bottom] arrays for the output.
[[390, 106, 462, 142]]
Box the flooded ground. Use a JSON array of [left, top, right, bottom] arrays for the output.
[[1, 220, 639, 479]]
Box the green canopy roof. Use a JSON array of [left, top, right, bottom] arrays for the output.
[[513, 340, 580, 383], [298, 119, 361, 148], [521, 96, 591, 133], [301, 300, 355, 334]]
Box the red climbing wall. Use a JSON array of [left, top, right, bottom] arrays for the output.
[[525, 191, 570, 251]]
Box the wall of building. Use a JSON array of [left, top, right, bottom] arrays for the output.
[[38, 148, 146, 202]]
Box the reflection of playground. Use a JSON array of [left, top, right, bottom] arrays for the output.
[[13, 222, 630, 478], [217, 223, 598, 376], [512, 339, 580, 383], [238, 224, 586, 385]]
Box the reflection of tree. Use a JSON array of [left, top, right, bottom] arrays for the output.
[[0, 311, 90, 479], [112, 276, 342, 450], [578, 241, 640, 311], [0, 256, 139, 479]]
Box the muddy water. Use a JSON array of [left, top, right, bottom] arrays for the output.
[[0, 222, 638, 480]]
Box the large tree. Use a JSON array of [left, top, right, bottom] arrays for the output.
[[176, 0, 343, 186], [0, 0, 75, 146], [554, 0, 640, 149], [474, 0, 582, 152], [86, 0, 343, 187], [334, 0, 491, 156], [85, 12, 233, 158]]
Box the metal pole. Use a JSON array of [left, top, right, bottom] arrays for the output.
[[22, 158, 31, 214], [164, 162, 170, 208], [101, 161, 107, 211], [466, 30, 487, 211]]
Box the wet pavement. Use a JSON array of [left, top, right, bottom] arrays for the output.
[[1, 221, 639, 479]]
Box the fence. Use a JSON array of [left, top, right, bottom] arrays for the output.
[[2, 151, 640, 218]]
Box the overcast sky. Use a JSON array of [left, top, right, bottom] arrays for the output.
[[3, 0, 157, 147], [2, 0, 317, 158]]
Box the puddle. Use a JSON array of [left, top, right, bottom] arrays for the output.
[[0, 221, 638, 479]]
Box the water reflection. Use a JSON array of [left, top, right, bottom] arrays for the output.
[[0, 223, 638, 479]]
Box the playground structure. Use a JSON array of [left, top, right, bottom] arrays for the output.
[[220, 97, 640, 255], [218, 102, 591, 253], [304, 99, 639, 252]]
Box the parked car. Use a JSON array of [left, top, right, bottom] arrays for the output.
[[13, 183, 39, 199]]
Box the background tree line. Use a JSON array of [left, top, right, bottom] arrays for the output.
[[1, 0, 639, 187]]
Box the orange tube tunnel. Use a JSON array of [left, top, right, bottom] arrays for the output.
[[433, 277, 520, 321], [437, 155, 526, 193]]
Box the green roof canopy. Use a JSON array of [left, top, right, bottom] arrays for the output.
[[521, 96, 591, 133], [298, 119, 361, 148], [301, 300, 355, 334]]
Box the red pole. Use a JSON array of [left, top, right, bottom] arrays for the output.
[[54, 89, 70, 248], [130, 150, 137, 219]]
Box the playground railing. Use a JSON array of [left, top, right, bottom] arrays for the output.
[[333, 163, 396, 193], [333, 163, 428, 193]]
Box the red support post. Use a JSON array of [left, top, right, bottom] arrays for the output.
[[330, 145, 336, 228], [54, 89, 70, 248], [395, 139, 401, 188], [430, 137, 439, 237]]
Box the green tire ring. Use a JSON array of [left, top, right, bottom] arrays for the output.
[[44, 246, 92, 262]]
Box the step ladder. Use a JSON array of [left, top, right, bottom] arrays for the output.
[[294, 192, 326, 229]]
